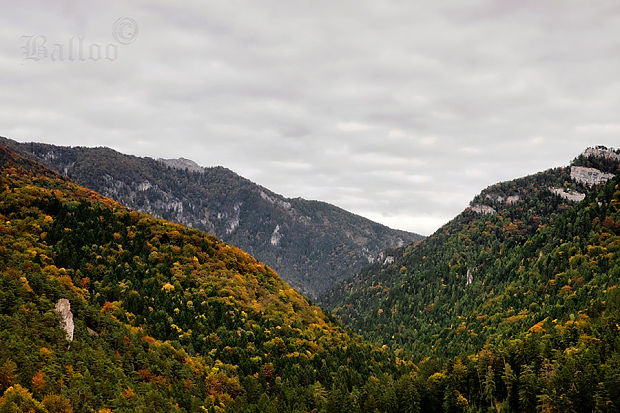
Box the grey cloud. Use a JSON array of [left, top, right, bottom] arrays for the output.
[[1, 0, 619, 235]]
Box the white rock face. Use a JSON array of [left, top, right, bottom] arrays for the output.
[[99, 174, 196, 229], [55, 299, 74, 342], [158, 157, 205, 172], [471, 204, 496, 215], [485, 194, 520, 205], [570, 166, 614, 186], [259, 191, 291, 210], [383, 256, 395, 265], [270, 224, 282, 246], [137, 181, 152, 191], [583, 147, 620, 161], [362, 247, 375, 263], [549, 187, 586, 202], [226, 203, 241, 234], [485, 194, 504, 203], [466, 268, 473, 286]]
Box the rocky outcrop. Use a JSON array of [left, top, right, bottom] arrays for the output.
[[485, 194, 505, 203], [260, 190, 292, 210], [583, 146, 620, 161], [485, 193, 519, 205], [225, 203, 241, 234], [466, 268, 473, 286], [54, 299, 74, 342], [270, 224, 282, 246], [383, 256, 395, 265], [549, 187, 586, 202], [158, 157, 205, 172], [470, 204, 496, 215], [570, 166, 614, 186]]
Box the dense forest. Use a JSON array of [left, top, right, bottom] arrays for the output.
[[0, 145, 417, 412], [322, 149, 620, 411], [1, 144, 618, 412]]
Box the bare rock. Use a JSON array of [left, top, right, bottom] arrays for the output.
[[158, 157, 205, 173], [270, 224, 282, 246], [485, 194, 504, 202], [54, 299, 74, 342], [549, 187, 585, 202], [583, 146, 620, 161], [383, 256, 395, 265], [570, 166, 614, 186], [470, 204, 496, 215]]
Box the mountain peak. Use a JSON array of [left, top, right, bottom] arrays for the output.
[[158, 157, 205, 172], [578, 145, 620, 162]]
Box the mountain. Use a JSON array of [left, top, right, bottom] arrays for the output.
[[320, 147, 620, 410], [0, 136, 421, 299], [2, 143, 618, 412], [0, 144, 420, 412], [323, 146, 619, 346]]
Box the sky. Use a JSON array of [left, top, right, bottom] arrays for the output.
[[1, 0, 619, 235]]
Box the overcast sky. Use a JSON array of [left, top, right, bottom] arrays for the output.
[[1, 0, 619, 235]]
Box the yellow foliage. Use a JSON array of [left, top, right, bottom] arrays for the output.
[[39, 347, 52, 361], [42, 394, 72, 412], [0, 385, 46, 412], [162, 282, 175, 292], [428, 372, 447, 386], [503, 314, 526, 324], [123, 387, 135, 399]]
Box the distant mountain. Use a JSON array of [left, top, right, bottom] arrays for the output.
[[322, 146, 619, 356], [0, 136, 421, 298]]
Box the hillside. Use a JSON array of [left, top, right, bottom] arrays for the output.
[[323, 147, 619, 355], [0, 136, 421, 299], [1, 144, 618, 411], [321, 147, 620, 409], [0, 145, 423, 412]]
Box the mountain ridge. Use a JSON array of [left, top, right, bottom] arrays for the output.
[[0, 144, 415, 411], [1, 144, 618, 411], [0, 136, 422, 299], [321, 146, 619, 358]]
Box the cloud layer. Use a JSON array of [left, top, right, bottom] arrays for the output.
[[2, 0, 619, 235]]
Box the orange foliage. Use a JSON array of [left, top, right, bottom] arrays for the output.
[[31, 370, 45, 391], [122, 387, 135, 399], [529, 321, 545, 334]]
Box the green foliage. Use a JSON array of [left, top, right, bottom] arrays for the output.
[[323, 155, 620, 411], [0, 145, 415, 412], [2, 143, 619, 412]]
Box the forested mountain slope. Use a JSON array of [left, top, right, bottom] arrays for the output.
[[0, 145, 416, 412], [1, 144, 618, 412], [0, 136, 421, 299], [320, 148, 620, 410], [323, 147, 619, 358]]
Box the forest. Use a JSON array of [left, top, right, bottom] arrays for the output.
[[0, 144, 618, 412]]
